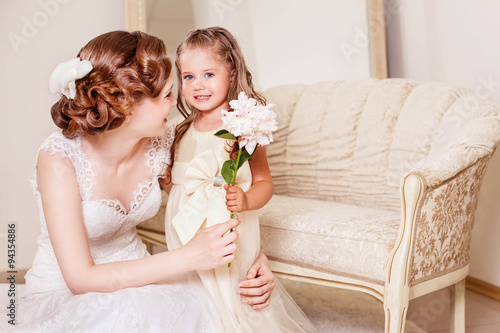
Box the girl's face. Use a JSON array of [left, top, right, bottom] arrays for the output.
[[130, 72, 176, 137], [179, 47, 234, 118]]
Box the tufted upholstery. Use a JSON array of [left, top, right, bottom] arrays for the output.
[[264, 79, 499, 209]]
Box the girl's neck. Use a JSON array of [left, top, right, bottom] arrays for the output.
[[193, 105, 227, 131]]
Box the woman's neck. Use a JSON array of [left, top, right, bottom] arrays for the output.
[[82, 127, 148, 171]]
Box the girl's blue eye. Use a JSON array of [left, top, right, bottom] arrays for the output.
[[184, 75, 193, 80], [205, 73, 214, 78]]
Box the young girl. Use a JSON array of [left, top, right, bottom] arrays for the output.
[[163, 27, 315, 332]]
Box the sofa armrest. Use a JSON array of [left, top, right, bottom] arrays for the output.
[[410, 99, 500, 188], [407, 154, 492, 286]]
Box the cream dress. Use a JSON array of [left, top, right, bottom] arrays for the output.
[[165, 123, 316, 333]]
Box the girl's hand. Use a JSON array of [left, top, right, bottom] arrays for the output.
[[239, 252, 275, 310], [182, 218, 240, 271], [224, 185, 248, 212]]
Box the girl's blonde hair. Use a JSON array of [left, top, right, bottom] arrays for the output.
[[168, 27, 265, 172]]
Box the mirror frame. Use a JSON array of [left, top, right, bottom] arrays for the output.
[[126, 0, 387, 79]]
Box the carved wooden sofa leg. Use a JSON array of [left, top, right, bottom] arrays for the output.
[[384, 288, 410, 333]]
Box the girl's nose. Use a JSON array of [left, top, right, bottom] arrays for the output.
[[194, 79, 204, 91]]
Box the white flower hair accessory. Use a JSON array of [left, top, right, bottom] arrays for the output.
[[49, 58, 93, 99]]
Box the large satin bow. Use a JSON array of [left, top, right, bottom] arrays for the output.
[[173, 150, 250, 245]]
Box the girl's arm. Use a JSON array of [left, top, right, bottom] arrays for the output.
[[38, 150, 239, 295], [225, 146, 273, 212]]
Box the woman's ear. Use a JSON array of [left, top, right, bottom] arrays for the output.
[[124, 112, 134, 123]]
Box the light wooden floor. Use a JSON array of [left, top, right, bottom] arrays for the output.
[[407, 288, 500, 332], [282, 277, 500, 333]]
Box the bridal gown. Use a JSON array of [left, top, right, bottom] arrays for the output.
[[1, 127, 224, 332]]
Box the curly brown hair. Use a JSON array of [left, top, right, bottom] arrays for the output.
[[51, 30, 172, 138], [168, 27, 265, 171]]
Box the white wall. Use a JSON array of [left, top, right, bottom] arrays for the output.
[[146, 0, 195, 121], [385, 0, 500, 287], [0, 0, 126, 269], [191, 0, 371, 91]]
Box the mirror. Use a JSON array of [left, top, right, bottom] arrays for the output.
[[127, 0, 387, 90]]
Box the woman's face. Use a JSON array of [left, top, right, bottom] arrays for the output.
[[131, 72, 176, 137]]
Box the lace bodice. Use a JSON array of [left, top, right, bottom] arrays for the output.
[[6, 126, 227, 332], [25, 126, 174, 293]]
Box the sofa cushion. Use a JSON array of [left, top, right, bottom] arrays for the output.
[[259, 195, 400, 285]]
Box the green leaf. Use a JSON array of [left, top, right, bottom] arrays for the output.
[[214, 130, 237, 141], [221, 160, 235, 185], [236, 149, 252, 170]]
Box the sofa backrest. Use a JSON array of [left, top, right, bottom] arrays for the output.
[[264, 78, 499, 212]]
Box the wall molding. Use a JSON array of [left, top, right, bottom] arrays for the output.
[[465, 275, 500, 302]]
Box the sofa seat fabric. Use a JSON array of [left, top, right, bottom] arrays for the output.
[[259, 195, 400, 285]]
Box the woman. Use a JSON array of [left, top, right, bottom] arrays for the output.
[[5, 30, 274, 332]]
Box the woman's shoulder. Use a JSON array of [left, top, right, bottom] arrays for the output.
[[38, 131, 81, 160], [150, 124, 175, 152], [148, 124, 175, 176]]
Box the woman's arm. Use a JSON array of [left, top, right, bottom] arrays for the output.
[[239, 252, 275, 309], [38, 150, 239, 295], [225, 146, 273, 212]]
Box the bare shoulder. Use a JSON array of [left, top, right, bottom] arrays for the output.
[[36, 148, 79, 195], [37, 148, 76, 178]]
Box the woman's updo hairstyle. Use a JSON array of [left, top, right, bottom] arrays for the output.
[[51, 30, 172, 138]]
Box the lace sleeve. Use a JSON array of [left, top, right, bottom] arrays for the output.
[[148, 124, 176, 178], [34, 132, 93, 201]]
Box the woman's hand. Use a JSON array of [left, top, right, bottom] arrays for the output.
[[182, 218, 241, 271], [239, 252, 275, 310]]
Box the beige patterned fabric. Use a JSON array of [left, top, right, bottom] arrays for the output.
[[260, 195, 400, 285], [409, 156, 491, 285]]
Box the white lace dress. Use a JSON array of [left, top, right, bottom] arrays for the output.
[[1, 128, 223, 332]]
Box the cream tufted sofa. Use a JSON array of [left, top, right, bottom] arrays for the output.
[[137, 78, 500, 333]]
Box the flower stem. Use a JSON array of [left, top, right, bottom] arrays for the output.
[[231, 148, 242, 186], [228, 147, 242, 268]]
